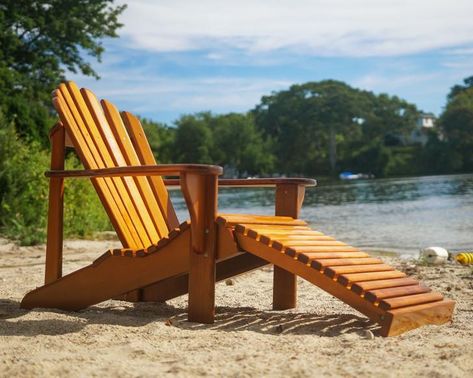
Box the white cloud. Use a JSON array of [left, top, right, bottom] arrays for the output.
[[116, 0, 473, 57], [70, 68, 292, 120]]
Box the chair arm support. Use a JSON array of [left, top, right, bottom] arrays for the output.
[[45, 164, 223, 178]]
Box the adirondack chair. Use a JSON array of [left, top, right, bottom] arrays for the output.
[[21, 81, 455, 336]]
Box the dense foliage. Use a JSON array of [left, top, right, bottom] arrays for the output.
[[0, 0, 125, 144], [0, 1, 123, 243]]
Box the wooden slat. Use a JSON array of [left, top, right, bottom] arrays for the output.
[[218, 214, 307, 226], [54, 88, 142, 248], [295, 251, 369, 261], [381, 299, 455, 337], [311, 257, 383, 270], [58, 86, 140, 247], [102, 99, 167, 240], [324, 264, 394, 278], [63, 83, 150, 248], [364, 285, 431, 303], [338, 271, 406, 286], [235, 224, 310, 232], [351, 277, 419, 295], [286, 245, 358, 253], [121, 111, 179, 231], [379, 292, 444, 311], [78, 87, 154, 247], [272, 239, 343, 250], [260, 234, 330, 245]]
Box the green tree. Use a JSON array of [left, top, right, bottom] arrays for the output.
[[440, 87, 473, 171], [173, 113, 214, 164], [0, 0, 126, 143], [447, 76, 473, 102], [210, 113, 274, 176], [140, 118, 175, 163]]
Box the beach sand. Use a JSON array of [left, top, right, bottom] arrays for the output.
[[0, 237, 472, 377]]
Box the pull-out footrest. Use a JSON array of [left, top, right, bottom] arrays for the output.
[[228, 219, 454, 336]]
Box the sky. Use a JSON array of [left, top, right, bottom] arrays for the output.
[[72, 0, 473, 125]]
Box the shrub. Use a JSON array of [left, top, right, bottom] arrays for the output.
[[0, 117, 111, 245]]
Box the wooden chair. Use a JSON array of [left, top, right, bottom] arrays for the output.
[[21, 82, 455, 336]]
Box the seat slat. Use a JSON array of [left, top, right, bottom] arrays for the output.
[[311, 257, 383, 270], [338, 271, 406, 286], [219, 214, 306, 226], [351, 277, 419, 295], [364, 285, 431, 303], [324, 264, 394, 278], [260, 234, 330, 245], [379, 292, 444, 311], [235, 224, 310, 231], [272, 239, 344, 250], [296, 251, 369, 261], [288, 245, 357, 252]]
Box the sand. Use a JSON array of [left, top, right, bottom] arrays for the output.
[[0, 237, 472, 377]]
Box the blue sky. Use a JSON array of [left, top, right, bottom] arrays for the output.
[[71, 0, 473, 125]]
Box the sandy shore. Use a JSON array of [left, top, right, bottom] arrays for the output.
[[0, 237, 472, 377]]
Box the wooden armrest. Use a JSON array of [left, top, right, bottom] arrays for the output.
[[164, 177, 317, 188], [45, 164, 223, 178]]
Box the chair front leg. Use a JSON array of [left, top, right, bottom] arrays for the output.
[[180, 173, 218, 323]]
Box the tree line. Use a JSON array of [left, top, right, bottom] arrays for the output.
[[141, 78, 473, 178]]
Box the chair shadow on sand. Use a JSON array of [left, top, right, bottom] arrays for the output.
[[0, 298, 378, 337]]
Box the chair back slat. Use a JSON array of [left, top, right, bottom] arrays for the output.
[[53, 88, 142, 248], [121, 111, 179, 230], [52, 81, 178, 249], [61, 84, 146, 248], [101, 99, 169, 239]]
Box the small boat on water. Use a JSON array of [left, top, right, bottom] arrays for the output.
[[339, 171, 375, 180]]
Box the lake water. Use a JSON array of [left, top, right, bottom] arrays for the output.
[[171, 174, 473, 257]]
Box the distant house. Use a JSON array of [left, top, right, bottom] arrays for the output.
[[407, 112, 437, 146]]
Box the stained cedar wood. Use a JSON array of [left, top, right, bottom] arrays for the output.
[[234, 229, 453, 336], [382, 300, 455, 336], [323, 264, 394, 278], [218, 214, 306, 226], [311, 257, 383, 269], [379, 292, 444, 311], [101, 98, 167, 239], [34, 82, 454, 337], [351, 277, 420, 295], [59, 83, 149, 247], [79, 87, 155, 245], [44, 124, 65, 284], [338, 271, 406, 286], [53, 89, 141, 248], [272, 240, 348, 250], [183, 174, 218, 323], [364, 285, 431, 303], [121, 111, 179, 230], [273, 184, 305, 310], [119, 110, 181, 305], [260, 234, 328, 244], [22, 227, 191, 311], [297, 251, 370, 260]]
